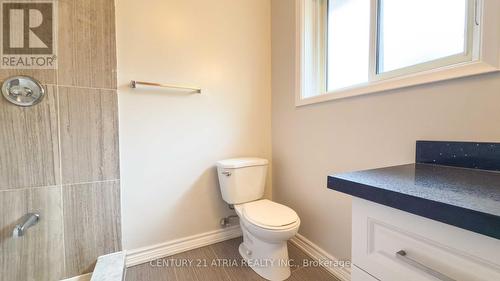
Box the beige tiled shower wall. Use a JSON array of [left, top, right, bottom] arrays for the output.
[[0, 0, 121, 280]]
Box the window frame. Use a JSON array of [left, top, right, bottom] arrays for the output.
[[296, 0, 500, 106]]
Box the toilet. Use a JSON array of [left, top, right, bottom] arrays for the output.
[[217, 158, 300, 281]]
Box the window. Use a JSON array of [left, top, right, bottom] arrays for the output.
[[377, 0, 470, 75], [327, 0, 370, 91], [296, 0, 500, 106]]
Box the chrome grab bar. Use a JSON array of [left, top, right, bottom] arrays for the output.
[[13, 213, 40, 238], [396, 250, 456, 281], [130, 80, 201, 93]]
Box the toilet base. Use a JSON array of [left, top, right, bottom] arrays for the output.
[[238, 229, 292, 281]]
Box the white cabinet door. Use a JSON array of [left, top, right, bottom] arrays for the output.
[[352, 265, 379, 281], [352, 198, 500, 281]]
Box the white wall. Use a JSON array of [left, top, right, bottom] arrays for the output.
[[271, 0, 500, 261], [116, 0, 272, 250]]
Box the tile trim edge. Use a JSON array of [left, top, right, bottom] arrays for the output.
[[125, 225, 242, 267], [290, 234, 351, 281], [91, 251, 126, 281], [60, 273, 92, 281]]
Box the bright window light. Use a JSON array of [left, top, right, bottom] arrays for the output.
[[327, 0, 370, 91], [377, 0, 468, 73]]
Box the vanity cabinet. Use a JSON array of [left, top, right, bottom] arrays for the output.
[[328, 141, 500, 281], [352, 198, 500, 281]]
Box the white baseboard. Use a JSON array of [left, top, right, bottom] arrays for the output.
[[126, 225, 243, 267], [290, 234, 351, 281], [60, 273, 92, 281]]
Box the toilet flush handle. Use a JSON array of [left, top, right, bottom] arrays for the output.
[[222, 171, 232, 176]]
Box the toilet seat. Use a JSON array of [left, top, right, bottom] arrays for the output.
[[240, 199, 299, 230]]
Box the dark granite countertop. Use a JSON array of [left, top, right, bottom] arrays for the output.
[[328, 163, 500, 240]]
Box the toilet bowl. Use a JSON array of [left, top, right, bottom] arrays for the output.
[[216, 158, 301, 281], [235, 200, 300, 281]]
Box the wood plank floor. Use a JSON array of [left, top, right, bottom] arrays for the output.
[[125, 237, 341, 281]]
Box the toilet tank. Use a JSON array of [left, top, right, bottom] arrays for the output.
[[216, 158, 268, 204]]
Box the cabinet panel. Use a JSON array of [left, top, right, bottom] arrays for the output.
[[353, 198, 500, 281], [352, 266, 379, 281]]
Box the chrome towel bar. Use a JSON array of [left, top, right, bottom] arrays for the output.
[[130, 80, 201, 93]]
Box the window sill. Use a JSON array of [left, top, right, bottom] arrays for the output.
[[295, 60, 499, 107]]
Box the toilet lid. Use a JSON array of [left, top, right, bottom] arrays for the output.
[[242, 199, 299, 228]]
